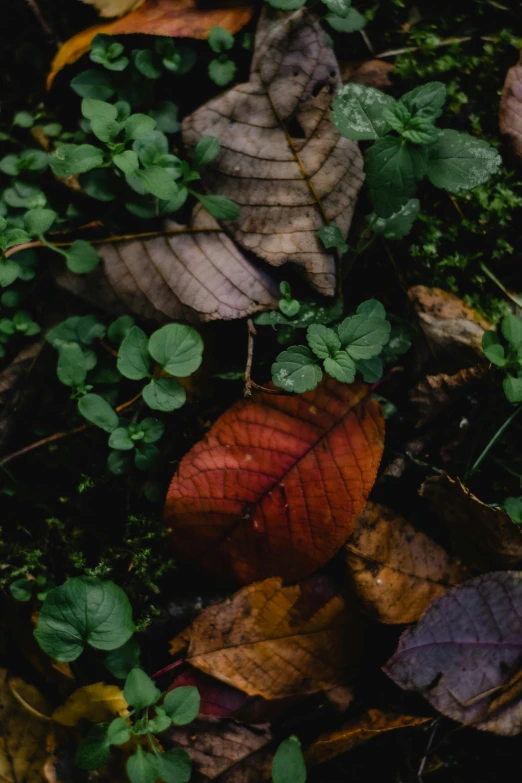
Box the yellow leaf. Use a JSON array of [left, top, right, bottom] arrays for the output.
[[80, 0, 146, 19], [52, 683, 128, 727], [0, 669, 51, 783]]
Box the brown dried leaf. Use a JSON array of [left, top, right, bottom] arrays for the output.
[[340, 59, 394, 88], [409, 365, 487, 429], [80, 0, 146, 19], [0, 340, 45, 455], [164, 717, 272, 781], [384, 571, 522, 735], [500, 58, 522, 159], [305, 709, 430, 766], [55, 207, 279, 323], [421, 472, 522, 570], [345, 502, 465, 624], [182, 8, 365, 296], [0, 669, 51, 783], [408, 286, 489, 369], [169, 576, 362, 700]]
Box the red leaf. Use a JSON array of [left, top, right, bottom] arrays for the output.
[[164, 378, 384, 584]]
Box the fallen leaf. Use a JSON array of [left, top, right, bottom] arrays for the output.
[[500, 57, 522, 159], [408, 286, 489, 369], [409, 365, 487, 429], [169, 576, 362, 700], [52, 683, 128, 726], [54, 206, 279, 324], [304, 709, 430, 766], [48, 0, 254, 87], [0, 341, 44, 409], [345, 502, 466, 624], [164, 716, 272, 781], [420, 472, 522, 570], [340, 59, 394, 88], [0, 340, 45, 455], [0, 669, 52, 783], [384, 571, 522, 735], [80, 0, 146, 19], [182, 7, 365, 296], [164, 378, 384, 584]]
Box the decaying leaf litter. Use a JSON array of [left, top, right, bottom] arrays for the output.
[[4, 0, 522, 781]]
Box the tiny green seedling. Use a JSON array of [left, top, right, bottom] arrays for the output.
[[279, 281, 300, 318], [482, 313, 522, 403], [271, 299, 391, 392], [266, 0, 366, 34], [208, 26, 237, 87], [272, 735, 307, 783], [331, 81, 501, 238]]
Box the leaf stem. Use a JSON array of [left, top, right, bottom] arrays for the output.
[[467, 404, 522, 478]]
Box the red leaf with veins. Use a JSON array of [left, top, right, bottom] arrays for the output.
[[164, 378, 384, 584]]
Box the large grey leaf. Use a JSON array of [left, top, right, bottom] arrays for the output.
[[182, 8, 364, 297], [384, 571, 522, 735], [500, 58, 522, 159], [55, 206, 278, 323]]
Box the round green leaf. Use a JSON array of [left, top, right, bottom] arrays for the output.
[[107, 717, 132, 746], [156, 749, 192, 783], [65, 240, 100, 274], [57, 342, 88, 387], [104, 636, 141, 679], [134, 443, 160, 471], [148, 324, 203, 376], [123, 667, 161, 711], [108, 315, 135, 344], [127, 750, 158, 783], [24, 208, 57, 236], [0, 260, 20, 288], [140, 417, 164, 443], [109, 427, 135, 451], [9, 578, 34, 602], [78, 393, 119, 432], [108, 449, 132, 475], [34, 577, 134, 661], [163, 686, 200, 725], [271, 346, 322, 393], [117, 326, 151, 380], [142, 378, 186, 412], [76, 726, 111, 771]]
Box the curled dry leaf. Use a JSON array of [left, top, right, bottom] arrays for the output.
[[305, 709, 430, 766], [384, 571, 522, 735], [182, 8, 365, 296], [164, 717, 272, 781], [500, 58, 522, 159], [169, 576, 362, 700], [421, 472, 522, 570], [0, 669, 52, 783], [164, 378, 384, 585], [408, 286, 489, 370], [345, 502, 466, 624], [55, 207, 279, 324], [48, 0, 254, 86], [409, 365, 487, 429], [52, 683, 128, 726]]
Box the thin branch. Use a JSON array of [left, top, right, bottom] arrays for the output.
[[1, 391, 142, 466], [23, 0, 61, 47], [244, 319, 257, 399], [480, 262, 522, 310], [376, 36, 473, 58]]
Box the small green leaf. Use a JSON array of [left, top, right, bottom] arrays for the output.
[[317, 224, 348, 253], [78, 393, 119, 432], [357, 300, 386, 319], [109, 427, 135, 451], [503, 375, 522, 403], [148, 324, 203, 376], [91, 116, 121, 143], [365, 136, 417, 219], [501, 314, 522, 345], [65, 240, 100, 274], [9, 579, 34, 602], [34, 577, 134, 661], [367, 198, 420, 239], [400, 82, 447, 120], [82, 98, 119, 121], [280, 299, 300, 317], [118, 326, 151, 380], [208, 57, 237, 86], [113, 150, 139, 175], [107, 717, 132, 746], [109, 315, 135, 344], [332, 83, 395, 141], [272, 346, 322, 393], [134, 49, 162, 79], [272, 735, 306, 783], [324, 350, 356, 383], [265, 0, 306, 8], [208, 26, 235, 53], [127, 750, 158, 783], [24, 208, 56, 236], [196, 193, 239, 220], [108, 449, 132, 475], [307, 324, 341, 359], [194, 136, 220, 168], [13, 111, 35, 128], [150, 101, 180, 134], [156, 749, 192, 783], [354, 356, 383, 383], [140, 418, 164, 443], [134, 443, 160, 471], [136, 166, 178, 200], [0, 260, 20, 287], [142, 378, 186, 412], [71, 70, 115, 100], [76, 725, 111, 771], [104, 637, 141, 679], [124, 114, 156, 141], [427, 129, 502, 193], [482, 330, 506, 366], [325, 8, 366, 32], [163, 686, 200, 725], [124, 667, 161, 710], [322, 0, 352, 17], [50, 144, 104, 177], [338, 315, 391, 359], [505, 497, 522, 524], [148, 708, 172, 733], [57, 342, 88, 387], [4, 228, 31, 249]]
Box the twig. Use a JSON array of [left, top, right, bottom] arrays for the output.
[[376, 36, 473, 59], [151, 659, 184, 680], [417, 719, 439, 781], [244, 319, 257, 399], [1, 391, 142, 466], [23, 0, 61, 47], [479, 262, 522, 310]]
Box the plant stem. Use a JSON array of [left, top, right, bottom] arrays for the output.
[[479, 262, 522, 309], [467, 405, 522, 478]]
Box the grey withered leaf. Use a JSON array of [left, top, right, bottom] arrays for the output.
[[54, 206, 279, 323], [182, 7, 365, 297], [384, 571, 522, 735], [500, 57, 522, 159]]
